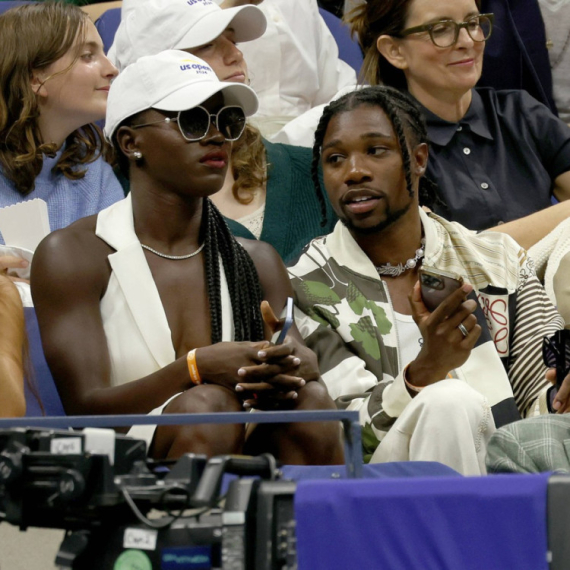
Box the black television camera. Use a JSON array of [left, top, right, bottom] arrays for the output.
[[0, 427, 297, 570]]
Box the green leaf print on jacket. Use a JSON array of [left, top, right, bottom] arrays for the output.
[[347, 281, 367, 315], [347, 281, 392, 336], [298, 280, 341, 306], [368, 302, 392, 335], [298, 280, 342, 327], [312, 306, 341, 329], [350, 316, 381, 360]]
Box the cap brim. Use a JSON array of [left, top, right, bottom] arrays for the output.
[[153, 80, 259, 117], [174, 5, 266, 50]]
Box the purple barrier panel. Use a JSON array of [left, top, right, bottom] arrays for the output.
[[295, 472, 550, 570]]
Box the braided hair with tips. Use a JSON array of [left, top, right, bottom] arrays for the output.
[[113, 123, 265, 345], [201, 198, 265, 344], [311, 85, 442, 226]]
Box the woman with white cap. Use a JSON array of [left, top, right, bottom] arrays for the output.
[[109, 0, 338, 264], [31, 51, 343, 463]]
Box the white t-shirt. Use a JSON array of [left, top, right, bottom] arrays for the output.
[[394, 311, 423, 370]]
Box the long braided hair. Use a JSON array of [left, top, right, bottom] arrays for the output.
[[113, 120, 265, 345], [311, 85, 442, 226], [201, 198, 265, 344]]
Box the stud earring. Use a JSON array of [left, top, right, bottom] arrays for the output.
[[133, 151, 143, 161]]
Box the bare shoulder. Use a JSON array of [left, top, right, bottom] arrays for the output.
[[237, 237, 283, 271], [32, 214, 113, 300], [237, 237, 293, 302]]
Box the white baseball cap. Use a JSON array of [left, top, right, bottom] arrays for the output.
[[104, 50, 259, 141], [110, 0, 267, 72]]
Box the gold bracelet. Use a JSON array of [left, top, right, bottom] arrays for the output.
[[403, 364, 424, 393], [187, 349, 202, 385]]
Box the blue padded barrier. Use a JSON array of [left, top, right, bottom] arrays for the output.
[[281, 462, 460, 481], [295, 473, 551, 570], [0, 409, 364, 477], [218, 463, 460, 499]]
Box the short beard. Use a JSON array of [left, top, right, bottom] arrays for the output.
[[339, 201, 412, 236]]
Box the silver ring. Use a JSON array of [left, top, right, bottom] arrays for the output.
[[457, 323, 469, 338]]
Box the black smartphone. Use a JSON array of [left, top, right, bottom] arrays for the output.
[[419, 266, 464, 312], [275, 297, 294, 345], [544, 330, 570, 388], [543, 330, 570, 413]]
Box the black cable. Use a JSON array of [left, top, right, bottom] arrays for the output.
[[120, 485, 210, 530]]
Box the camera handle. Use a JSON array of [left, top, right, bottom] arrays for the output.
[[55, 530, 90, 569], [191, 453, 277, 508]]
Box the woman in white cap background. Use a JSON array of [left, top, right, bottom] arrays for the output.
[[108, 0, 338, 264], [31, 51, 344, 463], [116, 0, 357, 139], [0, 3, 124, 281]]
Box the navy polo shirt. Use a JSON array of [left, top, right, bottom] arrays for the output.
[[423, 87, 570, 231]]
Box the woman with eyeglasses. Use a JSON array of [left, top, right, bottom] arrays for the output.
[[347, 0, 570, 232], [31, 51, 343, 463]]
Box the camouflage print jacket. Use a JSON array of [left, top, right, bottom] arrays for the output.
[[288, 209, 563, 460]]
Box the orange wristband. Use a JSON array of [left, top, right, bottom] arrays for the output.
[[187, 349, 202, 385]]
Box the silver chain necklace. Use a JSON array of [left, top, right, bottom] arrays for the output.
[[375, 238, 426, 278], [141, 242, 205, 260]]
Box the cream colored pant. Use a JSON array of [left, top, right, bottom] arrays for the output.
[[370, 379, 496, 476]]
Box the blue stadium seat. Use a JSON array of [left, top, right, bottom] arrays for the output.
[[94, 6, 121, 54], [319, 7, 363, 76], [24, 307, 66, 417], [0, 1, 37, 15]]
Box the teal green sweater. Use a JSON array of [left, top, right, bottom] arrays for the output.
[[225, 140, 337, 264]]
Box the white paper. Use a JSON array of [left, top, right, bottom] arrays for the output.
[[0, 245, 34, 280], [14, 281, 33, 308], [0, 199, 50, 251], [50, 437, 82, 455], [123, 528, 158, 551]]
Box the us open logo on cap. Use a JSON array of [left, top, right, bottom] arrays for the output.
[[179, 58, 213, 75], [187, 0, 214, 6]]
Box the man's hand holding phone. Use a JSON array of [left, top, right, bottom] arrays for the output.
[[419, 266, 464, 311], [407, 272, 481, 390]]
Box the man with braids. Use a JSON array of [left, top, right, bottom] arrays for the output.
[[31, 51, 343, 464], [289, 85, 564, 475]]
